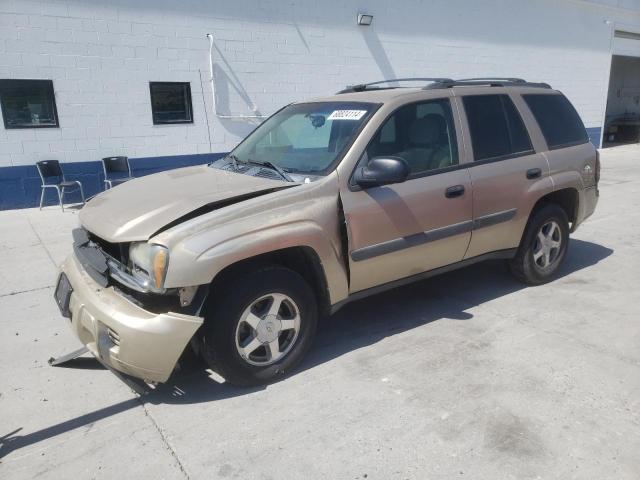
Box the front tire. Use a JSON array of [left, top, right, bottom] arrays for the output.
[[200, 266, 318, 386], [509, 203, 569, 285]]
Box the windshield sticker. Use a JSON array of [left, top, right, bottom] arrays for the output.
[[328, 110, 367, 121]]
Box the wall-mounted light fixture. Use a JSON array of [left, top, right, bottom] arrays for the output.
[[357, 13, 373, 26]]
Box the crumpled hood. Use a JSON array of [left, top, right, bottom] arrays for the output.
[[79, 165, 293, 242]]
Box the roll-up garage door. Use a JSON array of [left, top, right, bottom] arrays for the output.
[[613, 30, 640, 58]]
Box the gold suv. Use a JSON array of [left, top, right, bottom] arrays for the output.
[[54, 78, 600, 386]]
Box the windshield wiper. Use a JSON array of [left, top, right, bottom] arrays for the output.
[[245, 158, 294, 182], [223, 154, 294, 182]]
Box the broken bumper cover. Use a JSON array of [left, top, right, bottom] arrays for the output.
[[58, 254, 203, 383]]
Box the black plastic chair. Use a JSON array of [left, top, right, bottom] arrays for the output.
[[102, 156, 134, 189], [36, 160, 85, 211]]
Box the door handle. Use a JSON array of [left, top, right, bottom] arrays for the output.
[[526, 168, 542, 179], [445, 185, 465, 198]]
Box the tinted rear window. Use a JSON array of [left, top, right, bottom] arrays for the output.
[[522, 94, 588, 149], [463, 94, 533, 161]]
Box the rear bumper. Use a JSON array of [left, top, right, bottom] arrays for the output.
[[59, 254, 203, 383], [573, 185, 599, 231]]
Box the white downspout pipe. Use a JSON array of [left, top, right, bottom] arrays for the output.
[[206, 33, 266, 119]]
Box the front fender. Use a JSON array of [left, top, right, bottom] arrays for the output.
[[165, 221, 349, 305]]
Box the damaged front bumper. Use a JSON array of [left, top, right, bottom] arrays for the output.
[[56, 254, 203, 383]]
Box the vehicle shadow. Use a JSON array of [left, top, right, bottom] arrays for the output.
[[0, 239, 612, 459], [154, 238, 613, 403]]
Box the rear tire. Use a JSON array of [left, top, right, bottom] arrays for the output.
[[200, 265, 318, 386], [509, 203, 569, 285]]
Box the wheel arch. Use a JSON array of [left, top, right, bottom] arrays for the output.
[[207, 246, 332, 318], [513, 187, 578, 255], [530, 187, 579, 229]]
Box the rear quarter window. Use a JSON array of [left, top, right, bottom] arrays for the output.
[[522, 94, 589, 149]]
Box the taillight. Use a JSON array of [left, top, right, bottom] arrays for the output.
[[595, 150, 600, 185]]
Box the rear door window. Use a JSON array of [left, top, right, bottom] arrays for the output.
[[463, 94, 533, 162], [522, 94, 589, 149]]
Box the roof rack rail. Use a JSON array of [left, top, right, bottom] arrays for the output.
[[456, 77, 527, 83], [337, 77, 454, 94], [337, 77, 552, 94], [425, 78, 552, 89]]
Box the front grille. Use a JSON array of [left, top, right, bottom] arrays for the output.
[[73, 227, 130, 288], [88, 231, 130, 265], [73, 228, 109, 287]]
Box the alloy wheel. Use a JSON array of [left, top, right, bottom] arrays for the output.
[[532, 220, 562, 269], [234, 293, 301, 366]]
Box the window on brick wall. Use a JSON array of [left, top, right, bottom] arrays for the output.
[[0, 79, 59, 129], [149, 82, 193, 124]]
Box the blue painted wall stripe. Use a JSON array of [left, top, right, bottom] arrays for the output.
[[0, 152, 226, 210]]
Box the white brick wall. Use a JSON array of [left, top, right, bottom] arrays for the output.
[[0, 0, 639, 167]]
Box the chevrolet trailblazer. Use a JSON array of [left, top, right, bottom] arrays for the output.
[[54, 78, 599, 386]]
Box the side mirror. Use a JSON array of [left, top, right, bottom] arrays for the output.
[[354, 157, 410, 188]]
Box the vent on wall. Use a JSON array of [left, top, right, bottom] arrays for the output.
[[615, 30, 640, 41]]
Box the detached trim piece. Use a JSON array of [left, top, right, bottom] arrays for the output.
[[350, 209, 517, 262]]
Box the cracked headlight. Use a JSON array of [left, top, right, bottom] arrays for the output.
[[129, 242, 169, 292]]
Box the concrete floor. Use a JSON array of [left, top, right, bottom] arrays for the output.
[[0, 145, 639, 479]]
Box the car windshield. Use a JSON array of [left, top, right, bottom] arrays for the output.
[[226, 101, 377, 174]]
